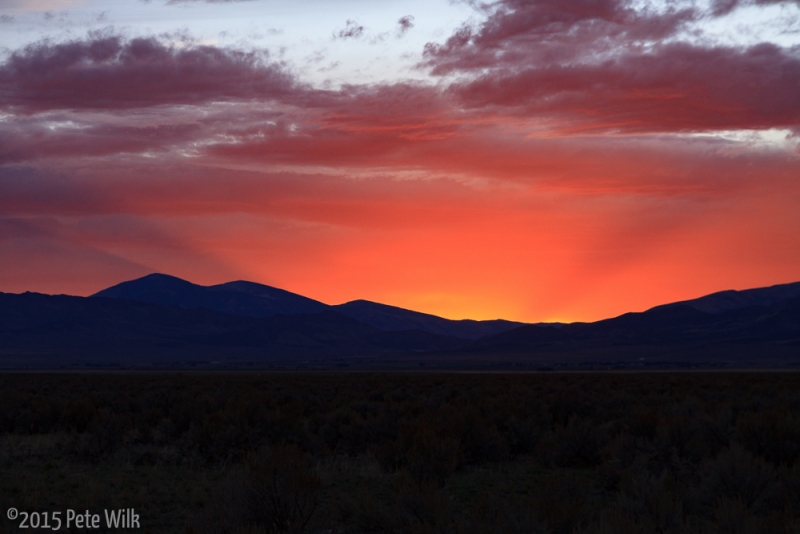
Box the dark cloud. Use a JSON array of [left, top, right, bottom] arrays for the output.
[[0, 31, 795, 184], [423, 0, 697, 74], [451, 42, 800, 132], [422, 0, 800, 133], [0, 35, 298, 112], [0, 31, 457, 168], [711, 0, 800, 16], [397, 15, 414, 36], [335, 19, 364, 40], [710, 0, 741, 16], [0, 116, 205, 164]]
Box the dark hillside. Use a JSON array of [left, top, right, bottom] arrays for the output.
[[333, 299, 525, 339], [0, 292, 465, 368], [649, 280, 800, 314], [463, 298, 800, 367], [94, 274, 528, 339], [93, 273, 329, 317]]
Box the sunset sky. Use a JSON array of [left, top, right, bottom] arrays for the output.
[[1, 0, 799, 322]]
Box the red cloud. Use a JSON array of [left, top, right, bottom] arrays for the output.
[[0, 116, 205, 164], [452, 42, 800, 133], [423, 0, 800, 133]]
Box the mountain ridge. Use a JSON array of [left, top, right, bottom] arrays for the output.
[[93, 273, 330, 318], [648, 281, 800, 315], [2, 274, 799, 369], [93, 273, 526, 340], [460, 297, 800, 367], [0, 291, 467, 368]]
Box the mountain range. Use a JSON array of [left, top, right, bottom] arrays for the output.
[[93, 274, 525, 340], [2, 274, 799, 369]]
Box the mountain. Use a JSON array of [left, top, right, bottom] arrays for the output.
[[5, 277, 800, 369], [93, 273, 329, 318], [332, 299, 524, 340], [464, 297, 800, 367], [648, 281, 800, 314], [93, 273, 526, 339], [0, 292, 466, 368]]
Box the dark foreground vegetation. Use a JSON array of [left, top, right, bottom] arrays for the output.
[[3, 372, 800, 533]]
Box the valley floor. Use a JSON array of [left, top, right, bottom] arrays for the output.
[[2, 371, 800, 533]]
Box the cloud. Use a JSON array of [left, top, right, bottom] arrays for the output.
[[0, 35, 298, 112], [335, 19, 364, 40], [0, 114, 206, 164], [397, 15, 414, 37], [421, 0, 800, 133], [0, 32, 795, 198], [451, 42, 800, 133], [711, 0, 800, 16], [424, 0, 800, 75], [0, 32, 796, 192], [423, 0, 698, 74]]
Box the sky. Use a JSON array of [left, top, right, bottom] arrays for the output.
[[0, 0, 799, 323]]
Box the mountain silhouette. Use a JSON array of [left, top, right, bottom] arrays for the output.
[[464, 298, 800, 367], [648, 281, 800, 314], [93, 273, 524, 339], [332, 300, 524, 340], [3, 276, 800, 369], [0, 291, 466, 368], [93, 273, 329, 317]]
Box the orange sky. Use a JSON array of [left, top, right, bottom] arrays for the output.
[[1, 0, 799, 322]]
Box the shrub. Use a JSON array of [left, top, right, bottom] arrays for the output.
[[699, 445, 777, 514], [400, 423, 460, 487], [554, 417, 608, 469], [197, 444, 322, 534]]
